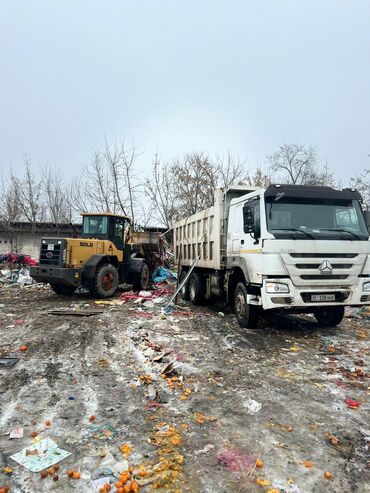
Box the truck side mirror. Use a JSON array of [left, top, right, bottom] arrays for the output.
[[243, 205, 255, 234]]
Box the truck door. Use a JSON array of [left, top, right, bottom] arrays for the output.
[[241, 198, 260, 250], [240, 198, 262, 283]]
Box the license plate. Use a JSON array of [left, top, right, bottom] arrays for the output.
[[47, 244, 55, 251], [311, 294, 335, 302]]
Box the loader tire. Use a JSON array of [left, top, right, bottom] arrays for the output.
[[234, 282, 259, 329], [132, 262, 150, 291], [314, 306, 344, 327], [50, 284, 76, 296], [188, 272, 204, 305], [90, 263, 119, 298]]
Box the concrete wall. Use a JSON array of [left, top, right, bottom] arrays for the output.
[[0, 223, 81, 260]]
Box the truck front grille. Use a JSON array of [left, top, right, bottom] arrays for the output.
[[300, 275, 348, 280], [281, 252, 365, 287], [296, 263, 352, 269]]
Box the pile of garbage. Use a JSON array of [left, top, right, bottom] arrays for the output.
[[0, 253, 37, 287]]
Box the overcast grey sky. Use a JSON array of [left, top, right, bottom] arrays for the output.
[[0, 0, 369, 180]]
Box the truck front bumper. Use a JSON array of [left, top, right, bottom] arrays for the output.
[[30, 266, 82, 288], [260, 278, 370, 310]]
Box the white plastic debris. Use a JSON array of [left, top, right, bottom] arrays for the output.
[[242, 397, 262, 415]]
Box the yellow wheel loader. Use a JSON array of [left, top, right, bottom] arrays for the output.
[[30, 213, 151, 297]]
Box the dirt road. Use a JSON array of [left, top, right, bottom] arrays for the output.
[[0, 286, 369, 493]]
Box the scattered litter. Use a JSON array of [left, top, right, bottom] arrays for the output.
[[344, 398, 361, 408], [217, 448, 256, 472], [151, 266, 177, 283], [194, 444, 215, 455], [9, 427, 24, 439], [92, 477, 111, 492], [243, 397, 262, 415], [88, 424, 118, 441], [345, 306, 370, 319], [10, 438, 71, 472], [0, 358, 19, 368], [95, 300, 124, 306]]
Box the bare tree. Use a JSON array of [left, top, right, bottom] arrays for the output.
[[351, 169, 370, 205], [215, 151, 248, 188], [67, 139, 144, 226], [269, 144, 320, 184], [245, 166, 272, 187], [41, 167, 73, 225], [13, 157, 44, 230], [171, 152, 217, 216], [0, 173, 21, 225], [145, 154, 177, 228]]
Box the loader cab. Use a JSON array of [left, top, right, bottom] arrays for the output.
[[81, 213, 130, 250]]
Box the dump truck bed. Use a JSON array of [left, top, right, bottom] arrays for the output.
[[173, 186, 259, 270]]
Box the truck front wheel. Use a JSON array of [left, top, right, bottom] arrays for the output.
[[314, 306, 344, 327], [234, 282, 259, 328], [91, 263, 119, 298]]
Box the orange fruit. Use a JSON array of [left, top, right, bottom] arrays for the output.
[[131, 480, 139, 492], [256, 459, 264, 468], [40, 470, 48, 479], [324, 471, 333, 479], [116, 488, 124, 493], [303, 460, 313, 468], [19, 346, 28, 351], [67, 469, 74, 477], [72, 471, 81, 479]]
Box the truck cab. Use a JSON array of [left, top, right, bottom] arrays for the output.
[[228, 184, 370, 326]]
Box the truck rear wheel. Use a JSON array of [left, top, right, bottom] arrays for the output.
[[234, 282, 259, 328], [179, 270, 190, 300], [50, 284, 76, 296], [132, 262, 150, 291], [314, 306, 344, 327], [91, 263, 119, 298], [188, 272, 204, 305]]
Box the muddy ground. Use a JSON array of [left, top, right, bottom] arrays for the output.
[[0, 285, 369, 493]]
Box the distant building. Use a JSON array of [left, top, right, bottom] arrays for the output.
[[0, 222, 81, 259]]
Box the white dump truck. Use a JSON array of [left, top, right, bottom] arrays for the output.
[[174, 184, 370, 328]]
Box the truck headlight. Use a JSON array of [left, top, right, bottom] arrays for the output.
[[265, 281, 290, 294], [363, 281, 370, 292]]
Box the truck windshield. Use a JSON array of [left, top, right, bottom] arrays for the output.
[[82, 216, 108, 235], [265, 198, 369, 240]]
